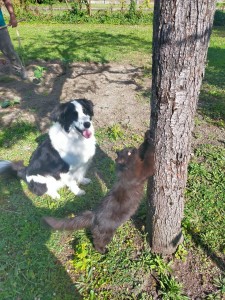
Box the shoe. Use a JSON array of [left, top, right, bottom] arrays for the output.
[[20, 67, 28, 80], [12, 67, 28, 80]]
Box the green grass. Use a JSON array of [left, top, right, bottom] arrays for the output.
[[0, 122, 224, 299], [0, 123, 187, 299], [8, 24, 151, 65], [199, 27, 225, 127], [7, 23, 224, 127], [0, 22, 224, 299], [0, 123, 79, 299], [184, 145, 225, 256]]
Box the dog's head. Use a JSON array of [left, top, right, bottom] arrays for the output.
[[51, 99, 94, 138]]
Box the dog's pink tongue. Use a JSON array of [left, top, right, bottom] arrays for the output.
[[83, 129, 92, 139]]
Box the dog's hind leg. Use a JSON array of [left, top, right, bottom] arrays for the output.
[[46, 189, 61, 199], [28, 180, 48, 197], [45, 179, 62, 199], [61, 174, 86, 196]]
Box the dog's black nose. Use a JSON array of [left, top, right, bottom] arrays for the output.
[[84, 122, 91, 129]]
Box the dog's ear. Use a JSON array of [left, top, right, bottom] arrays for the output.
[[86, 100, 94, 117], [76, 99, 94, 117], [50, 102, 74, 123], [50, 103, 64, 122]]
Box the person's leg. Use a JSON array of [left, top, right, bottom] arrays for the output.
[[0, 27, 27, 79]]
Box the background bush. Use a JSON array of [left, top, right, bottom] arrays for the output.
[[13, 0, 153, 25]]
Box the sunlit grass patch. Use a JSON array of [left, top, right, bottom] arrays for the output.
[[9, 24, 152, 66], [70, 222, 187, 299], [184, 144, 225, 256]]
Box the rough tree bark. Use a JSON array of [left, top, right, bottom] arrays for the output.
[[147, 0, 217, 255]]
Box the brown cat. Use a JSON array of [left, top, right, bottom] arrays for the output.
[[43, 131, 155, 253]]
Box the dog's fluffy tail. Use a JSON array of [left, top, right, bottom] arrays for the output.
[[0, 160, 13, 174], [43, 211, 95, 231], [0, 160, 25, 177]]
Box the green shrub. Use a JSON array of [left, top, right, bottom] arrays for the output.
[[14, 5, 153, 25]]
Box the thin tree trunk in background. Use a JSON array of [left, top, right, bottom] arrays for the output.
[[147, 0, 217, 255], [89, 0, 91, 16], [65, 0, 71, 11]]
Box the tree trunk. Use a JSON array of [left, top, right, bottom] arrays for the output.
[[147, 0, 217, 255]]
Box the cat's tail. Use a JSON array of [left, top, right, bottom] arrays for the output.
[[43, 211, 95, 231], [0, 160, 26, 178]]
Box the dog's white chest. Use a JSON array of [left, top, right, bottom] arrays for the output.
[[49, 123, 96, 167], [62, 138, 95, 167]]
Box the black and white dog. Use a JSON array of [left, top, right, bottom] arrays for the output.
[[0, 99, 96, 199]]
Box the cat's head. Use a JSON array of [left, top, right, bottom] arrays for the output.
[[115, 147, 139, 172]]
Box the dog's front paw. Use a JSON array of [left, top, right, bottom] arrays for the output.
[[76, 189, 86, 196], [79, 178, 91, 185], [69, 185, 86, 196], [47, 191, 60, 200]]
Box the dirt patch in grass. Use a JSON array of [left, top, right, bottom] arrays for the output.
[[172, 250, 221, 298], [0, 60, 151, 134], [0, 60, 224, 299]]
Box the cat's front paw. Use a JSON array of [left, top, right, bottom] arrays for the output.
[[144, 130, 153, 143], [94, 245, 108, 254]]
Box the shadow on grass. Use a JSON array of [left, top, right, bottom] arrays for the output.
[[187, 229, 225, 272], [0, 59, 73, 131], [0, 133, 115, 298], [22, 29, 151, 63], [0, 126, 115, 298], [0, 116, 224, 300], [199, 46, 225, 123], [0, 29, 150, 294], [0, 122, 37, 148], [0, 24, 224, 296], [198, 88, 225, 124], [213, 10, 225, 27], [0, 176, 82, 299], [1, 29, 150, 131], [206, 47, 225, 90]]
